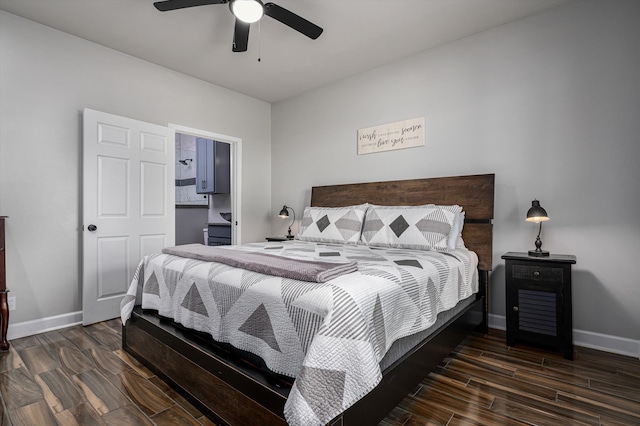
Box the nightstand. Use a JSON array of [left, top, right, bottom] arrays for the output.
[[501, 252, 577, 359]]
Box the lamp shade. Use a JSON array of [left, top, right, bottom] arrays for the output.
[[526, 199, 549, 223], [279, 206, 289, 218], [231, 0, 264, 23]]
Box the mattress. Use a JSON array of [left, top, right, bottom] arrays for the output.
[[379, 293, 476, 371], [121, 240, 478, 426]]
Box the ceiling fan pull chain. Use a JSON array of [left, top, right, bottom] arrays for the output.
[[257, 19, 261, 62]]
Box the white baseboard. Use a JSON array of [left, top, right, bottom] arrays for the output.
[[489, 314, 640, 359], [488, 313, 507, 331], [573, 329, 640, 359], [6, 311, 83, 341]]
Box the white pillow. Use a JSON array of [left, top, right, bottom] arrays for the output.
[[362, 204, 462, 251], [297, 204, 368, 244], [448, 211, 465, 250]]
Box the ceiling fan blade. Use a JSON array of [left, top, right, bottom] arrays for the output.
[[263, 3, 323, 40], [232, 19, 250, 52], [154, 0, 227, 12]]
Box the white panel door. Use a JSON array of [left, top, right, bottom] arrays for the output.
[[83, 108, 175, 325]]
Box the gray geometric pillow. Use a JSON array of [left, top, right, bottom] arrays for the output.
[[297, 204, 368, 244], [362, 204, 462, 251]]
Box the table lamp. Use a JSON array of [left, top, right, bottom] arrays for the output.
[[526, 199, 549, 257], [278, 205, 295, 239]]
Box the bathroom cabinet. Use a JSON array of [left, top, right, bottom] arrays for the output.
[[196, 138, 230, 194]]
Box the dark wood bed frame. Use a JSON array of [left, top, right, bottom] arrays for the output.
[[122, 173, 495, 426]]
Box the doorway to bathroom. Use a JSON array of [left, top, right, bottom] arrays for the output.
[[171, 124, 242, 246]]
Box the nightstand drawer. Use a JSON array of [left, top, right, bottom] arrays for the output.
[[512, 264, 563, 283]]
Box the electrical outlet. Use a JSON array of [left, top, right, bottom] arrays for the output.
[[7, 296, 16, 311]]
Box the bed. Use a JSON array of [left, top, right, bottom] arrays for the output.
[[121, 173, 494, 426]]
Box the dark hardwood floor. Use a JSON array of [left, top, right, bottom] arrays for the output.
[[1, 321, 638, 425]]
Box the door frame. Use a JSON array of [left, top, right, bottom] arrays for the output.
[[170, 124, 242, 244]]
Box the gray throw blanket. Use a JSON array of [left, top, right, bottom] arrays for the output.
[[162, 243, 357, 283]]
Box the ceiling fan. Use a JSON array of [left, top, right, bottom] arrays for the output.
[[153, 0, 323, 53]]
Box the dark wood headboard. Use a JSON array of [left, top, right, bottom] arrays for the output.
[[310, 174, 495, 271]]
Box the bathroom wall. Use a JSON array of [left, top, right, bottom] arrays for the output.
[[175, 133, 207, 206]]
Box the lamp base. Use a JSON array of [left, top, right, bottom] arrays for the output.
[[528, 249, 550, 257]]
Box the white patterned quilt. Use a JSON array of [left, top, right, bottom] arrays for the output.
[[121, 240, 478, 426]]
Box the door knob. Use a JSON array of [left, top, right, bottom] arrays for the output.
[[88, 224, 97, 232]]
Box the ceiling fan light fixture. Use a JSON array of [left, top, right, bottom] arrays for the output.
[[231, 0, 264, 24]]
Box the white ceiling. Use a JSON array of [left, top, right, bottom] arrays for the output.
[[0, 0, 570, 103]]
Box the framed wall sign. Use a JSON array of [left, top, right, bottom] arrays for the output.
[[357, 117, 425, 155]]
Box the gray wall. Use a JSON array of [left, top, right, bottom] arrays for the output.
[[0, 11, 272, 324], [176, 208, 209, 246], [271, 1, 640, 344]]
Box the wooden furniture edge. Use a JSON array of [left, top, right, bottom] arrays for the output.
[[0, 216, 9, 351]]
